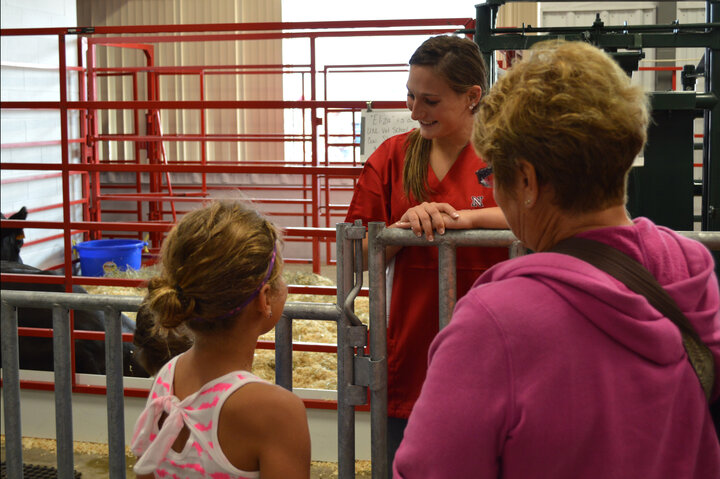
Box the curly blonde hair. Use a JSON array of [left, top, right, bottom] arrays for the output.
[[145, 201, 283, 334], [472, 40, 650, 213]]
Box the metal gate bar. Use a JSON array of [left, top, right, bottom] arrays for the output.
[[1, 292, 142, 479]]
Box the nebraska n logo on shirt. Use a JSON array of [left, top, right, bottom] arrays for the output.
[[471, 196, 484, 208]]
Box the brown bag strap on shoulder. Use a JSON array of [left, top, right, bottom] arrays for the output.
[[551, 236, 716, 401]]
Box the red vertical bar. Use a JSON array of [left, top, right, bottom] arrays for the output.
[[302, 71, 309, 234], [310, 37, 321, 273], [59, 33, 78, 381], [144, 47, 163, 246], [86, 41, 102, 237], [200, 71, 207, 195], [133, 71, 143, 225], [322, 66, 332, 265], [59, 34, 72, 291], [77, 37, 91, 236]]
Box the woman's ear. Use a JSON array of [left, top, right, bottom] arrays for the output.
[[518, 159, 539, 207], [468, 85, 482, 108]]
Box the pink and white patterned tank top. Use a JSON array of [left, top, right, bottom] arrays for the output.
[[131, 354, 266, 478]]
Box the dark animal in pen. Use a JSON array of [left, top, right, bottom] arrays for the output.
[[133, 301, 193, 377], [1, 207, 149, 377]]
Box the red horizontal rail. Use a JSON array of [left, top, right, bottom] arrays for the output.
[[1, 171, 86, 185], [99, 62, 312, 70], [1, 138, 85, 149], [256, 340, 338, 354], [102, 184, 344, 192], [0, 162, 364, 176], [1, 272, 369, 297], [5, 380, 151, 399], [95, 66, 312, 75], [638, 66, 683, 71], [16, 327, 134, 343], [99, 194, 312, 204], [0, 273, 146, 287], [1, 18, 474, 36], [94, 134, 312, 142], [0, 61, 84, 71], [4, 378, 362, 409], [1, 220, 337, 238], [24, 229, 86, 248], [82, 28, 467, 45], [96, 160, 318, 166], [1, 99, 407, 110]]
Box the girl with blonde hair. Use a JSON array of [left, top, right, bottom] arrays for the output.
[[132, 201, 310, 479]]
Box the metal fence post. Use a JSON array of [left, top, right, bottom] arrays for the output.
[[336, 222, 355, 479], [52, 306, 75, 479], [1, 300, 24, 479], [104, 307, 126, 479], [368, 222, 388, 479], [437, 242, 457, 330], [275, 313, 293, 391]]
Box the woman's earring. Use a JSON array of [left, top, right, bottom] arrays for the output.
[[469, 104, 476, 110], [524, 199, 532, 206]]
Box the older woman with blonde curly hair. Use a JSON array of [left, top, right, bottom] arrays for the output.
[[394, 40, 720, 478]]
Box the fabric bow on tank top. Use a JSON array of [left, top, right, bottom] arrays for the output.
[[132, 393, 187, 474]]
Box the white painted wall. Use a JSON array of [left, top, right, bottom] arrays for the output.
[[1, 0, 83, 269], [539, 2, 658, 91]]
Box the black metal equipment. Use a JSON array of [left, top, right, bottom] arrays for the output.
[[470, 0, 720, 275]]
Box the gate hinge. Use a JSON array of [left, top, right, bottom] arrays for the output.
[[354, 355, 385, 391]]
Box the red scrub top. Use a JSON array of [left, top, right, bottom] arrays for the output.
[[345, 130, 508, 418]]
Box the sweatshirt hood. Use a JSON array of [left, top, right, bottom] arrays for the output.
[[476, 218, 719, 366]]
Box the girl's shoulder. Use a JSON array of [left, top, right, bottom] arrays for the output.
[[220, 380, 307, 440], [222, 379, 305, 422], [217, 380, 308, 459], [218, 380, 311, 477]]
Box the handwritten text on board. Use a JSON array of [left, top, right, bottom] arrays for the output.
[[360, 110, 417, 161]]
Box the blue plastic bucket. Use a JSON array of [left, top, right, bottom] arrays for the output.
[[73, 239, 147, 276]]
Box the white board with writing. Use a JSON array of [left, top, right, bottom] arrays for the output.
[[360, 109, 417, 161]]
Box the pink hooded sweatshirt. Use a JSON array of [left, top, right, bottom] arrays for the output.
[[394, 217, 720, 478]]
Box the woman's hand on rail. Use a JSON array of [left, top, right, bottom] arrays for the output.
[[391, 202, 460, 242], [446, 207, 508, 230], [392, 206, 509, 239]]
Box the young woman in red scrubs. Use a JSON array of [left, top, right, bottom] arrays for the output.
[[344, 34, 509, 466]]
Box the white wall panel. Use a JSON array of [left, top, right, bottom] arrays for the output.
[[540, 2, 657, 91], [1, 0, 82, 269], [677, 1, 706, 86]]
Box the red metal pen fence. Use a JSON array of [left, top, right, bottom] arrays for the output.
[[0, 18, 474, 397]]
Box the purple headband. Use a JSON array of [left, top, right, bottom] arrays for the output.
[[197, 245, 277, 323]]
